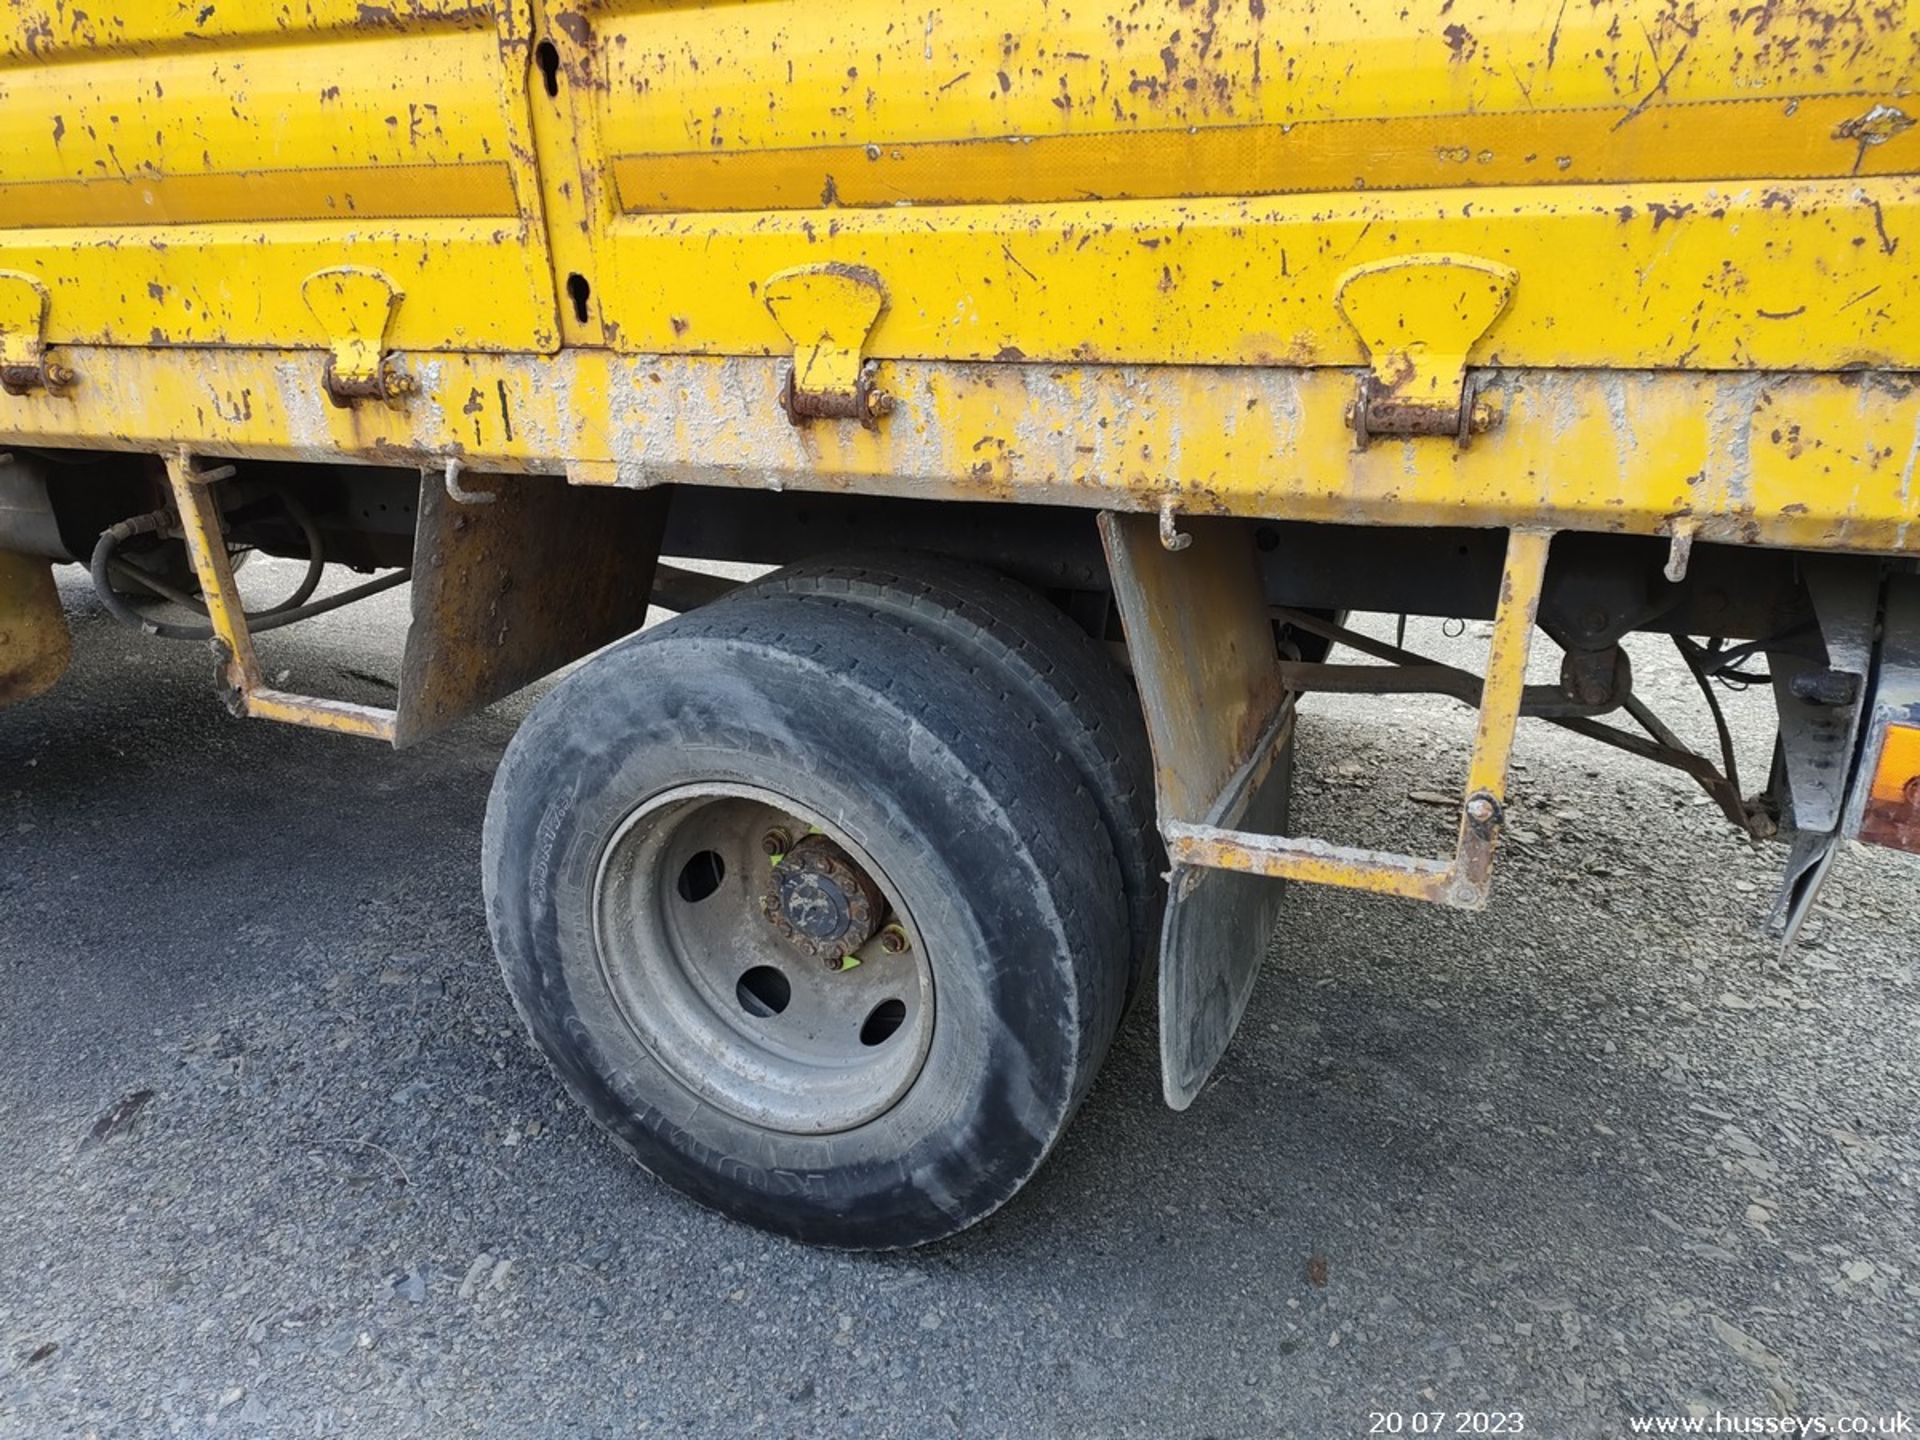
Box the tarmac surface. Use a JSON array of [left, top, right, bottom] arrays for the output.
[[2, 564, 1915, 1439]]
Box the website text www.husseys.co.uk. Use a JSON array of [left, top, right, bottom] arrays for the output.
[[1627, 1414, 1913, 1437]]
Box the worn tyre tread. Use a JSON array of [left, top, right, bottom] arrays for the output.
[[740, 552, 1163, 1005], [483, 591, 1127, 1247]]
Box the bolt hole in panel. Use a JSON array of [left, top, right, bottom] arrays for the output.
[[552, 0, 1917, 372], [0, 3, 559, 355]]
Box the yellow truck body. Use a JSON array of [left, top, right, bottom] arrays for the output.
[[0, 0, 1915, 549]]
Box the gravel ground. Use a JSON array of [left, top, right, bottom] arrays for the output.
[[1, 562, 1915, 1440]]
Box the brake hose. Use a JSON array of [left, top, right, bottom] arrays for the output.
[[89, 494, 407, 641]]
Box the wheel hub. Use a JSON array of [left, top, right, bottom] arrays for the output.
[[761, 834, 886, 964], [591, 785, 935, 1134]]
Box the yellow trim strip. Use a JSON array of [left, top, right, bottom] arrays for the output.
[[0, 162, 519, 229], [612, 94, 1916, 215]]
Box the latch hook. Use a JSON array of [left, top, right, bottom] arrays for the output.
[[0, 272, 75, 397], [1335, 253, 1516, 446], [302, 267, 414, 408], [763, 263, 894, 429]]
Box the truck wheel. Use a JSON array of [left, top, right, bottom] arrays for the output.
[[482, 593, 1128, 1248], [740, 552, 1163, 1006]]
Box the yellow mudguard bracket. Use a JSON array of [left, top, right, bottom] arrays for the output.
[[1104, 512, 1552, 1105], [762, 263, 894, 428], [163, 453, 665, 749], [301, 267, 414, 409], [1335, 253, 1518, 445], [166, 452, 400, 741], [1105, 513, 1552, 914], [0, 271, 74, 398]]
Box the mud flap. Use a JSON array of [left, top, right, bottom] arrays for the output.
[[393, 471, 666, 747], [168, 457, 666, 744], [1765, 560, 1886, 945], [0, 548, 69, 708], [1158, 704, 1296, 1109], [1100, 510, 1292, 1109]]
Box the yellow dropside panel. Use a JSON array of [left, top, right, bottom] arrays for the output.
[[590, 0, 1919, 208], [589, 176, 1917, 370], [0, 0, 558, 353], [547, 0, 1920, 371]]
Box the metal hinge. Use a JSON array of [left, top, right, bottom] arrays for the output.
[[763, 263, 895, 428], [0, 271, 75, 397], [1335, 253, 1516, 446], [302, 267, 415, 408]]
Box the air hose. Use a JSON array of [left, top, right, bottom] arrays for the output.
[[89, 491, 408, 641]]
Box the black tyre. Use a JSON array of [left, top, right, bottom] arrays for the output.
[[483, 592, 1128, 1248], [741, 552, 1164, 1005]]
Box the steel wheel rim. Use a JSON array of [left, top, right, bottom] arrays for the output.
[[591, 782, 936, 1135]]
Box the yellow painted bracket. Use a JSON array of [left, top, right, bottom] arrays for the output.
[[165, 452, 398, 742], [0, 271, 74, 396], [762, 263, 894, 428], [1135, 526, 1555, 911], [301, 266, 414, 408], [1335, 253, 1516, 444]]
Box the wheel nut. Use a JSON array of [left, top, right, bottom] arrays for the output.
[[878, 924, 909, 955], [761, 829, 791, 857]]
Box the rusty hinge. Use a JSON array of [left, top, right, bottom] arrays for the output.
[[763, 263, 894, 428], [302, 267, 415, 408], [0, 272, 75, 397], [1334, 253, 1516, 446]]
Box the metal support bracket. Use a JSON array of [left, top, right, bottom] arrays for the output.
[[1103, 512, 1551, 1107], [302, 266, 414, 408], [1334, 253, 1516, 444], [1762, 559, 1883, 944], [166, 454, 664, 748], [763, 263, 894, 428], [0, 271, 75, 397], [167, 452, 401, 740], [1765, 568, 1920, 944]]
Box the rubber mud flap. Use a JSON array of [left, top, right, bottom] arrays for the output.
[[1158, 716, 1295, 1110]]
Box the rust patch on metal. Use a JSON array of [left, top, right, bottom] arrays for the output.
[[0, 547, 71, 708]]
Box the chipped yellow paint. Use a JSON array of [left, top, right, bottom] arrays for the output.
[[585, 176, 1919, 370], [607, 95, 1920, 214], [6, 346, 1918, 557], [587, 0, 1915, 194], [0, 1, 557, 353], [562, 0, 1918, 364], [0, 164, 519, 230], [0, 0, 1916, 564]]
